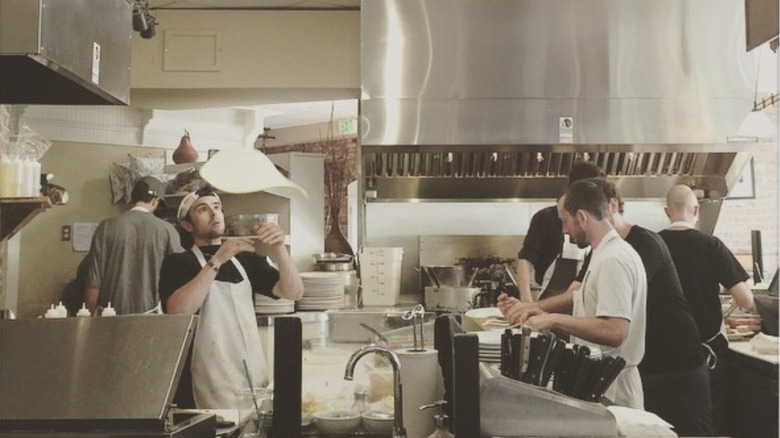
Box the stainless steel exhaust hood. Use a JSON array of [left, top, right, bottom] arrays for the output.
[[363, 144, 754, 202], [360, 0, 758, 203], [0, 0, 132, 105]]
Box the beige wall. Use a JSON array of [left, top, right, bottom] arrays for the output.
[[14, 142, 161, 318], [130, 10, 360, 109]]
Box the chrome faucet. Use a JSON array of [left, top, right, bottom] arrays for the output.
[[344, 344, 406, 438]]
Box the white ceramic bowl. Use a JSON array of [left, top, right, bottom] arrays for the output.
[[313, 410, 361, 435], [361, 410, 394, 435]]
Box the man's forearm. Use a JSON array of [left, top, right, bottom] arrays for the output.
[[165, 265, 218, 314], [517, 259, 534, 302], [548, 314, 628, 348], [269, 247, 304, 301], [536, 286, 575, 314], [84, 286, 100, 313], [730, 281, 755, 309]]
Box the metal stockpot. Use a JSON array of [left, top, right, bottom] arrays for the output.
[[424, 286, 481, 313], [420, 265, 468, 288]]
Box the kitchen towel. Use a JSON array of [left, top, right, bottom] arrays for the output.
[[396, 348, 443, 438]]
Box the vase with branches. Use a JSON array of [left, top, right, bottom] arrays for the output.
[[320, 106, 357, 255]]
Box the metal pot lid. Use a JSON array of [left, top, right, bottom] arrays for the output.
[[312, 252, 353, 263]]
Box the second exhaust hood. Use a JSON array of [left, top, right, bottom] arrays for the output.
[[0, 0, 132, 105]]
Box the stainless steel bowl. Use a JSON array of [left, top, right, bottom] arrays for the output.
[[312, 252, 353, 263]]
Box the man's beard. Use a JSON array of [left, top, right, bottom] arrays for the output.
[[570, 228, 588, 248], [199, 224, 225, 240]]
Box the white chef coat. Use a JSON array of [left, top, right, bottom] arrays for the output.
[[571, 230, 647, 409]]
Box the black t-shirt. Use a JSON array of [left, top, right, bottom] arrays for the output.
[[658, 229, 749, 343], [518, 205, 564, 285], [625, 226, 704, 374], [158, 245, 280, 408], [158, 245, 280, 312]]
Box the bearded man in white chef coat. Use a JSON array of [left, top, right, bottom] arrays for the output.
[[505, 180, 648, 409], [158, 188, 303, 409]]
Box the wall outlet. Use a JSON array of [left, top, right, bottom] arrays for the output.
[[61, 225, 71, 241]]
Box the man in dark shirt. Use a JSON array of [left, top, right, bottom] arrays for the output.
[[158, 188, 303, 410], [659, 184, 753, 435], [592, 179, 712, 436], [516, 161, 604, 301]]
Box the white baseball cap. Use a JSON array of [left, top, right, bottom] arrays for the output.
[[177, 190, 221, 222]]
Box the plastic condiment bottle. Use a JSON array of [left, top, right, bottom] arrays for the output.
[[76, 304, 91, 317], [43, 304, 58, 319], [101, 302, 116, 317], [55, 301, 68, 318]]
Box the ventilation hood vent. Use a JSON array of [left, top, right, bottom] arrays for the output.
[[360, 0, 758, 203], [0, 0, 131, 105], [364, 144, 754, 202]]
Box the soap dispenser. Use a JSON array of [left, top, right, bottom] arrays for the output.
[[418, 400, 454, 438]]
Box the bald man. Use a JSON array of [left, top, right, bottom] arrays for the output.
[[658, 184, 753, 436]]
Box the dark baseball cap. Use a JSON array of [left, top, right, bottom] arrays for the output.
[[131, 176, 167, 206]]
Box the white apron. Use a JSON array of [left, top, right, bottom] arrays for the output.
[[571, 280, 643, 409], [191, 246, 268, 409]]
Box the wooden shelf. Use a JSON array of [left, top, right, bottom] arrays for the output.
[[0, 197, 52, 241]]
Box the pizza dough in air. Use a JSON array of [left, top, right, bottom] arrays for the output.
[[199, 149, 308, 199]]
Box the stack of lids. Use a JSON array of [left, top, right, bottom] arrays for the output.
[[298, 272, 345, 311]]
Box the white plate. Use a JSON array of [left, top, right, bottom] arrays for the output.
[[474, 330, 505, 346], [479, 352, 502, 359], [256, 302, 294, 307], [256, 308, 295, 315], [465, 307, 504, 320], [301, 272, 345, 280]]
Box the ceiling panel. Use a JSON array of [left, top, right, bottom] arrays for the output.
[[143, 0, 360, 129]]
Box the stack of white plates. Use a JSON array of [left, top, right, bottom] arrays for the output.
[[473, 329, 543, 363], [298, 272, 345, 311], [475, 330, 504, 363], [255, 294, 295, 315]]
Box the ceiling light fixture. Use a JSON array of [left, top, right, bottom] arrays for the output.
[[140, 15, 158, 39], [131, 2, 148, 31], [130, 0, 158, 39]]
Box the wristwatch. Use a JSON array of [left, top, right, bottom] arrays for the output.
[[206, 259, 220, 273]]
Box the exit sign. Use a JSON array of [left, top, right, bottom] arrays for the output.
[[338, 118, 356, 134]]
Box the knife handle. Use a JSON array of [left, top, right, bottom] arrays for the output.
[[500, 329, 513, 378], [593, 356, 626, 402], [552, 347, 574, 393], [510, 333, 525, 380], [521, 333, 551, 386], [540, 337, 565, 388]]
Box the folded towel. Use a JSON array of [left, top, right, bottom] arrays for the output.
[[607, 406, 677, 437]]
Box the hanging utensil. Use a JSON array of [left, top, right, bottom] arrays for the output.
[[402, 304, 426, 351], [504, 264, 519, 289], [418, 266, 441, 288], [467, 269, 478, 287]]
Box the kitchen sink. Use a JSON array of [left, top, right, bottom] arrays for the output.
[[325, 308, 436, 345]]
